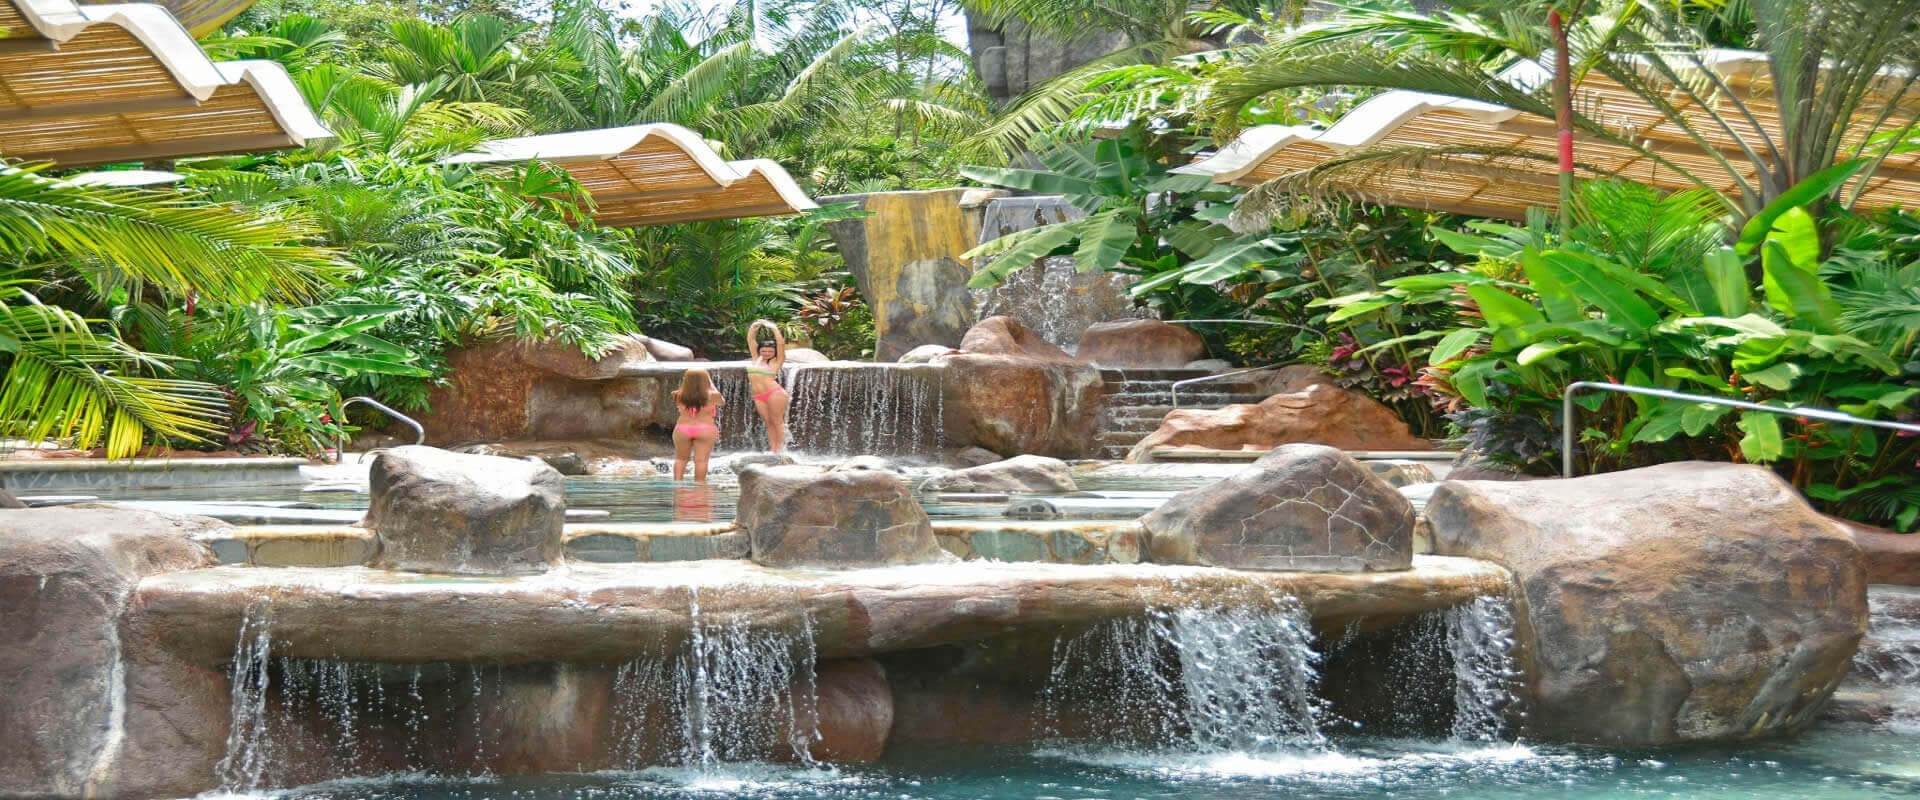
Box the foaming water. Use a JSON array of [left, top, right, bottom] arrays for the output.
[[1447, 596, 1520, 741], [1040, 591, 1326, 752]]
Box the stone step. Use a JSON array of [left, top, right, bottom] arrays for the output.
[[1107, 391, 1266, 406]]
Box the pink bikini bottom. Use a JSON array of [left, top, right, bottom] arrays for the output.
[[674, 424, 718, 437], [753, 387, 788, 403]]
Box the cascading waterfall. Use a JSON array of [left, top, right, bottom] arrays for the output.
[[217, 602, 275, 792], [1853, 588, 1920, 727], [216, 592, 824, 791], [1446, 596, 1521, 742], [1041, 594, 1327, 752], [783, 364, 943, 457]]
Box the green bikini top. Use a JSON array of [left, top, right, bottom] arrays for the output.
[[746, 364, 780, 376]]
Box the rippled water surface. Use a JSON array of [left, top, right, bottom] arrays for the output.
[[216, 728, 1920, 800]]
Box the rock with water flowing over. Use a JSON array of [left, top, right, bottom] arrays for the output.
[[919, 455, 1077, 494], [1141, 444, 1414, 572], [1125, 382, 1429, 462], [736, 464, 950, 568], [1424, 461, 1868, 746], [1076, 319, 1205, 368], [364, 446, 566, 575], [942, 316, 1105, 458], [0, 507, 220, 799]]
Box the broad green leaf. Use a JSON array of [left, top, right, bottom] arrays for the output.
[[303, 353, 433, 376], [1681, 403, 1733, 435], [1354, 329, 1449, 355], [1428, 227, 1512, 258], [1736, 411, 1785, 462], [1430, 328, 1483, 365], [1766, 207, 1821, 269], [1588, 256, 1696, 315], [1453, 359, 1494, 407], [1531, 250, 1661, 329], [1517, 341, 1586, 365], [1701, 246, 1750, 316], [1670, 314, 1784, 338], [963, 224, 1079, 288], [1072, 212, 1133, 272], [280, 316, 389, 354], [1830, 384, 1920, 409], [1465, 284, 1544, 329], [1760, 241, 1841, 332], [1383, 272, 1489, 291], [1632, 400, 1690, 443], [1519, 250, 1582, 323], [1740, 362, 1802, 390], [1325, 298, 1395, 323], [1665, 367, 1726, 388], [1735, 160, 1868, 255], [1165, 220, 1228, 258], [1805, 334, 1904, 374], [1520, 320, 1630, 346], [957, 164, 1097, 197], [1177, 237, 1292, 285]]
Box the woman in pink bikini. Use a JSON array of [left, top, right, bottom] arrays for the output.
[[670, 368, 724, 482], [745, 319, 790, 453]]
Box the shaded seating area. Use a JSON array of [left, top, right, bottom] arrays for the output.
[[444, 123, 818, 226], [1177, 51, 1920, 217], [0, 0, 328, 166]]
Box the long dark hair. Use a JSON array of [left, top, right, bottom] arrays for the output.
[[677, 368, 711, 410]]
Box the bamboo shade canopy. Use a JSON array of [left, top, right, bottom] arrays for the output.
[[0, 0, 329, 166], [445, 124, 818, 226], [83, 0, 256, 37], [1176, 51, 1920, 219]]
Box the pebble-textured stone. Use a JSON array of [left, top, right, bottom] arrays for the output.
[[1141, 444, 1414, 572]]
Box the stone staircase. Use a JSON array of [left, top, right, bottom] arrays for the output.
[[1095, 368, 1269, 460]]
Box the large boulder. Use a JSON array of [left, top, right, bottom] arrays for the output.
[[821, 189, 992, 360], [1141, 444, 1414, 572], [640, 335, 696, 361], [1425, 462, 1868, 746], [0, 507, 222, 799], [920, 455, 1077, 494], [942, 316, 1105, 458], [899, 344, 958, 363], [413, 337, 670, 444], [1125, 382, 1428, 462], [364, 446, 567, 575], [1076, 319, 1204, 368], [736, 464, 950, 568]]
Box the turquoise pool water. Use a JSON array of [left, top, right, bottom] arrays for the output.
[[238, 727, 1920, 799], [72, 472, 1209, 524]]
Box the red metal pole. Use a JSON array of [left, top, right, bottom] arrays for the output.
[[1550, 7, 1574, 230]]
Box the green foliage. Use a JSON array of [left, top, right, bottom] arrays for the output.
[[1326, 181, 1920, 529]]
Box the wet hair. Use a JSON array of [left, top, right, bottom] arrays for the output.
[[757, 341, 777, 355], [677, 368, 711, 410]]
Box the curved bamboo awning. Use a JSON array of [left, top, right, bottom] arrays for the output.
[[1, 0, 329, 166], [1177, 51, 1920, 218], [83, 0, 254, 37], [445, 124, 818, 227]]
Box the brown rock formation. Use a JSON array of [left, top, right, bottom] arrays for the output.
[[0, 507, 221, 800], [736, 464, 950, 569], [414, 337, 670, 444], [1142, 444, 1414, 572], [942, 316, 1105, 458], [804, 659, 894, 763], [364, 446, 567, 575], [1076, 319, 1205, 368], [1126, 382, 1429, 462], [1425, 462, 1868, 745], [1835, 516, 1920, 585], [919, 454, 1077, 494]]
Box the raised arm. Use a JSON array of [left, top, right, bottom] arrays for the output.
[[771, 323, 787, 366], [745, 320, 764, 356]]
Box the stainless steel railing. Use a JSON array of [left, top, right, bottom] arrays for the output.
[[1561, 381, 1920, 478], [1161, 319, 1330, 409], [333, 396, 425, 464]]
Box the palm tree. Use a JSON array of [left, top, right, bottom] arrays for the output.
[[1200, 0, 1920, 223], [0, 164, 339, 457]]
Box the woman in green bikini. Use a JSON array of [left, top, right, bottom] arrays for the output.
[[745, 319, 790, 453]]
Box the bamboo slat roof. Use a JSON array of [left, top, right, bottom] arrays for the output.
[[445, 124, 818, 226], [0, 0, 328, 166], [1176, 50, 1920, 218], [83, 0, 255, 37]]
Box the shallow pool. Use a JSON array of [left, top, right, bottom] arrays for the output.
[[228, 726, 1920, 799], [72, 470, 1214, 524]]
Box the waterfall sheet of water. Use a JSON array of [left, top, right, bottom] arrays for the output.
[[1447, 596, 1521, 742], [216, 593, 824, 792], [1041, 594, 1328, 752], [782, 364, 943, 457], [1854, 589, 1920, 729]]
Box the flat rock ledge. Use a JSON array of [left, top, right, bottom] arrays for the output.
[[133, 556, 1509, 666]]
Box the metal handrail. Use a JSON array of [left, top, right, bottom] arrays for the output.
[[334, 396, 426, 464], [1561, 381, 1920, 478], [1161, 319, 1330, 409]]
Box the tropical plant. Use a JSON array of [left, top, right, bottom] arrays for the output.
[[0, 164, 339, 457], [1202, 0, 1920, 223], [1328, 181, 1919, 528]]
